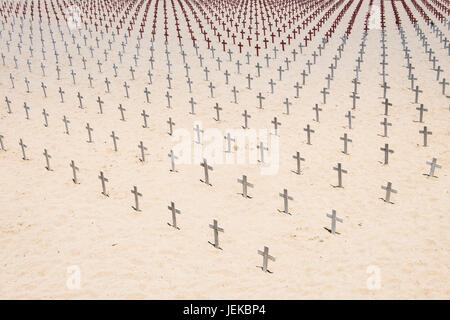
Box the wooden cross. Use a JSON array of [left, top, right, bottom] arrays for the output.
[[304, 124, 315, 145], [5, 96, 12, 114], [283, 98, 292, 115], [326, 210, 343, 234], [97, 96, 104, 114], [257, 141, 268, 163], [321, 87, 329, 104], [380, 118, 392, 137], [62, 115, 70, 134], [70, 160, 79, 184], [380, 143, 394, 164], [213, 103, 222, 121], [86, 123, 93, 142], [415, 104, 428, 123], [242, 110, 251, 129], [23, 103, 30, 120], [189, 97, 197, 115], [144, 87, 151, 103], [41, 83, 47, 98], [413, 85, 422, 103], [381, 182, 397, 204], [131, 186, 142, 211], [238, 175, 254, 198], [350, 91, 360, 109], [279, 188, 293, 214], [167, 201, 181, 229], [43, 149, 51, 170], [209, 219, 224, 249], [224, 133, 235, 153], [168, 150, 178, 172], [419, 126, 432, 147], [167, 117, 175, 135], [138, 141, 148, 162], [258, 246, 275, 273], [231, 86, 239, 104], [333, 163, 347, 188], [271, 117, 281, 135], [200, 158, 213, 185], [118, 104, 126, 121], [381, 82, 390, 99], [98, 171, 109, 196], [345, 111, 355, 129], [256, 92, 265, 109], [424, 158, 441, 177], [194, 124, 204, 144], [110, 131, 119, 151], [246, 73, 253, 89], [292, 151, 305, 175], [123, 82, 130, 98], [340, 133, 352, 154]]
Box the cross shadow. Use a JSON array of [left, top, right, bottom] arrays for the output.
[[167, 223, 180, 230], [208, 241, 223, 250], [200, 179, 212, 186], [132, 206, 141, 212], [379, 198, 394, 204], [422, 173, 437, 178], [291, 170, 301, 175], [323, 227, 341, 235], [256, 266, 273, 273], [331, 184, 343, 188], [236, 192, 252, 199], [277, 209, 292, 216]]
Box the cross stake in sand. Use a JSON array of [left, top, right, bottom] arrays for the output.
[[292, 151, 305, 174], [279, 188, 293, 214], [326, 209, 343, 234], [200, 158, 213, 185], [110, 131, 119, 151], [381, 182, 397, 204], [340, 133, 352, 154], [19, 138, 28, 160], [85, 123, 93, 143], [238, 175, 254, 198], [258, 246, 275, 273], [209, 219, 224, 249], [379, 118, 392, 137], [70, 160, 79, 184], [224, 133, 235, 153], [131, 186, 142, 211], [0, 135, 5, 151], [98, 171, 109, 196], [43, 149, 51, 170], [167, 201, 181, 229], [380, 144, 394, 165], [168, 149, 178, 172], [304, 124, 315, 145], [333, 163, 347, 188], [313, 104, 322, 122], [419, 126, 432, 147], [424, 158, 441, 178], [242, 110, 251, 129], [415, 104, 428, 123], [138, 141, 147, 162]]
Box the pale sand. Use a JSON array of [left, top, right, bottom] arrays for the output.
[[0, 0, 449, 299]]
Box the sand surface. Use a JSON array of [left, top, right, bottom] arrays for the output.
[[0, 0, 449, 299]]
